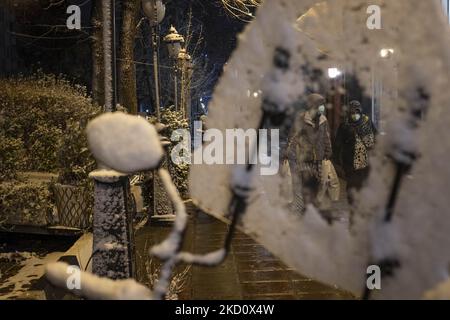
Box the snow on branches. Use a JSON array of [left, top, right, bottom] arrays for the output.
[[220, 0, 262, 21]]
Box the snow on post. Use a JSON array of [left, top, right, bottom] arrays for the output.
[[87, 112, 164, 173], [46, 262, 152, 300], [89, 169, 134, 279], [86, 112, 164, 280]]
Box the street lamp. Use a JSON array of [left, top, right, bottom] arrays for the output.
[[163, 26, 185, 111], [142, 0, 166, 121], [142, 0, 165, 27], [164, 26, 184, 59]]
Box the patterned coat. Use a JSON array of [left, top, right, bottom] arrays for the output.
[[334, 115, 375, 174], [288, 112, 333, 176]]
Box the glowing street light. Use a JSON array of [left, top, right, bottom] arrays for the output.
[[328, 67, 342, 79], [380, 48, 395, 58]]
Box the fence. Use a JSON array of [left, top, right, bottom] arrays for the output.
[[52, 184, 93, 230]]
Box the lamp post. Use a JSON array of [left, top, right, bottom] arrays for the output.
[[178, 48, 193, 122], [142, 0, 165, 121], [102, 0, 114, 112], [163, 26, 185, 111], [142, 0, 166, 222], [112, 0, 118, 110]]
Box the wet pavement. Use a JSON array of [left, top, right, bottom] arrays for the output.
[[1, 205, 355, 300], [135, 206, 355, 300]]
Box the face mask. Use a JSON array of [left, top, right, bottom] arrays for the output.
[[351, 113, 361, 122], [318, 105, 325, 115], [307, 108, 318, 119]]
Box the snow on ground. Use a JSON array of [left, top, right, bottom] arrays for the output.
[[0, 252, 34, 264], [0, 251, 63, 300], [0, 233, 93, 300]]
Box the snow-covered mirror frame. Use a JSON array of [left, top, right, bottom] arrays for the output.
[[190, 0, 450, 299]]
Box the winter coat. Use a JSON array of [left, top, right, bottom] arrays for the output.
[[289, 112, 333, 172], [334, 115, 376, 174]]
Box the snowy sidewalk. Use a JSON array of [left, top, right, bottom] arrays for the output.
[[0, 233, 76, 300], [135, 208, 354, 300], [189, 211, 354, 300]]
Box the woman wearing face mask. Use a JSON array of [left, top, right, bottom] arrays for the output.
[[334, 100, 376, 195], [287, 93, 333, 211]]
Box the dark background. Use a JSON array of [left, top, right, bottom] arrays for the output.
[[0, 0, 247, 111]]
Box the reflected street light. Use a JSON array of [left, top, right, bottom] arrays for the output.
[[380, 48, 395, 58], [328, 67, 342, 79]]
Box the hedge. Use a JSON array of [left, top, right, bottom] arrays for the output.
[[0, 72, 100, 183], [0, 134, 25, 181], [148, 108, 190, 199], [0, 181, 54, 227]]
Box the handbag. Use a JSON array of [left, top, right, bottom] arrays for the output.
[[317, 159, 340, 203], [281, 159, 293, 203]]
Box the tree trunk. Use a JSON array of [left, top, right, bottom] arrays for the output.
[[119, 0, 139, 115], [91, 0, 104, 107]]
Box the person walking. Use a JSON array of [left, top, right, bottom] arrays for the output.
[[334, 100, 376, 199], [287, 93, 333, 212]]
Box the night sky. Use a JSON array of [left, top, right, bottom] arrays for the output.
[[189, 1, 247, 67], [6, 0, 247, 92]]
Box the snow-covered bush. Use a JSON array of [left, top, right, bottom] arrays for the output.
[[0, 72, 100, 178], [28, 125, 63, 172], [0, 134, 25, 182], [57, 122, 97, 186], [148, 108, 190, 198], [0, 73, 99, 228], [0, 181, 54, 227]]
